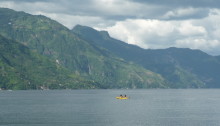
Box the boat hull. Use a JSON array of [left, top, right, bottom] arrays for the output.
[[116, 97, 128, 100]]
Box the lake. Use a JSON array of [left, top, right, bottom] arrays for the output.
[[0, 89, 220, 126]]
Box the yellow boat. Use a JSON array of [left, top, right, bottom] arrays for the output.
[[116, 96, 129, 100]]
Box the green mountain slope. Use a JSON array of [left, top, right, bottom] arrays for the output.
[[72, 25, 220, 88], [0, 35, 101, 90], [0, 8, 167, 89], [151, 48, 220, 88]]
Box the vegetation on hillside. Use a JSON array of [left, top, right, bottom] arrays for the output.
[[72, 25, 220, 88], [0, 8, 167, 89], [0, 35, 102, 89]]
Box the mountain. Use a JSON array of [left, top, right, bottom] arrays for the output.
[[72, 25, 220, 88], [215, 56, 220, 61], [0, 8, 167, 89], [0, 35, 101, 90], [149, 48, 220, 88]]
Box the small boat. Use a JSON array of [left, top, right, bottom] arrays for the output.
[[116, 96, 129, 100]]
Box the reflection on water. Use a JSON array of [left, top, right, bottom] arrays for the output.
[[0, 89, 220, 126]]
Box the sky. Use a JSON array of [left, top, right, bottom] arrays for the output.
[[1, 0, 220, 55]]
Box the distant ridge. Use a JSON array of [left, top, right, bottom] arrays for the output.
[[72, 25, 220, 88]]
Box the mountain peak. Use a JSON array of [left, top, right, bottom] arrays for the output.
[[72, 24, 110, 40], [99, 30, 110, 38]]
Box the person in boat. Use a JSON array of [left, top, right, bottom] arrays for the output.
[[118, 94, 127, 98]]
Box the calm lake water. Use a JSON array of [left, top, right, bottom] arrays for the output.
[[0, 89, 220, 126]]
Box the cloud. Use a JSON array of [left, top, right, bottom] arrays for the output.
[[175, 38, 220, 55], [103, 9, 220, 55], [178, 21, 207, 36], [102, 19, 176, 48], [35, 11, 106, 29], [162, 7, 209, 20], [130, 0, 220, 8], [0, 0, 211, 25], [91, 0, 163, 19], [0, 1, 62, 13], [0, 0, 106, 28]]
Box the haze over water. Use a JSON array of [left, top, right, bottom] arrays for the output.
[[0, 89, 220, 126]]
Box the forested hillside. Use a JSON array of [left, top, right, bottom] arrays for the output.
[[0, 8, 167, 89], [72, 25, 220, 88]]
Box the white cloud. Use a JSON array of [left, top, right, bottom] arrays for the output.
[[104, 19, 177, 48], [176, 38, 208, 49], [102, 10, 220, 55], [175, 38, 220, 54], [178, 21, 207, 36]]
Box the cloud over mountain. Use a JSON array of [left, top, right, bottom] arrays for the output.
[[1, 0, 220, 55]]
